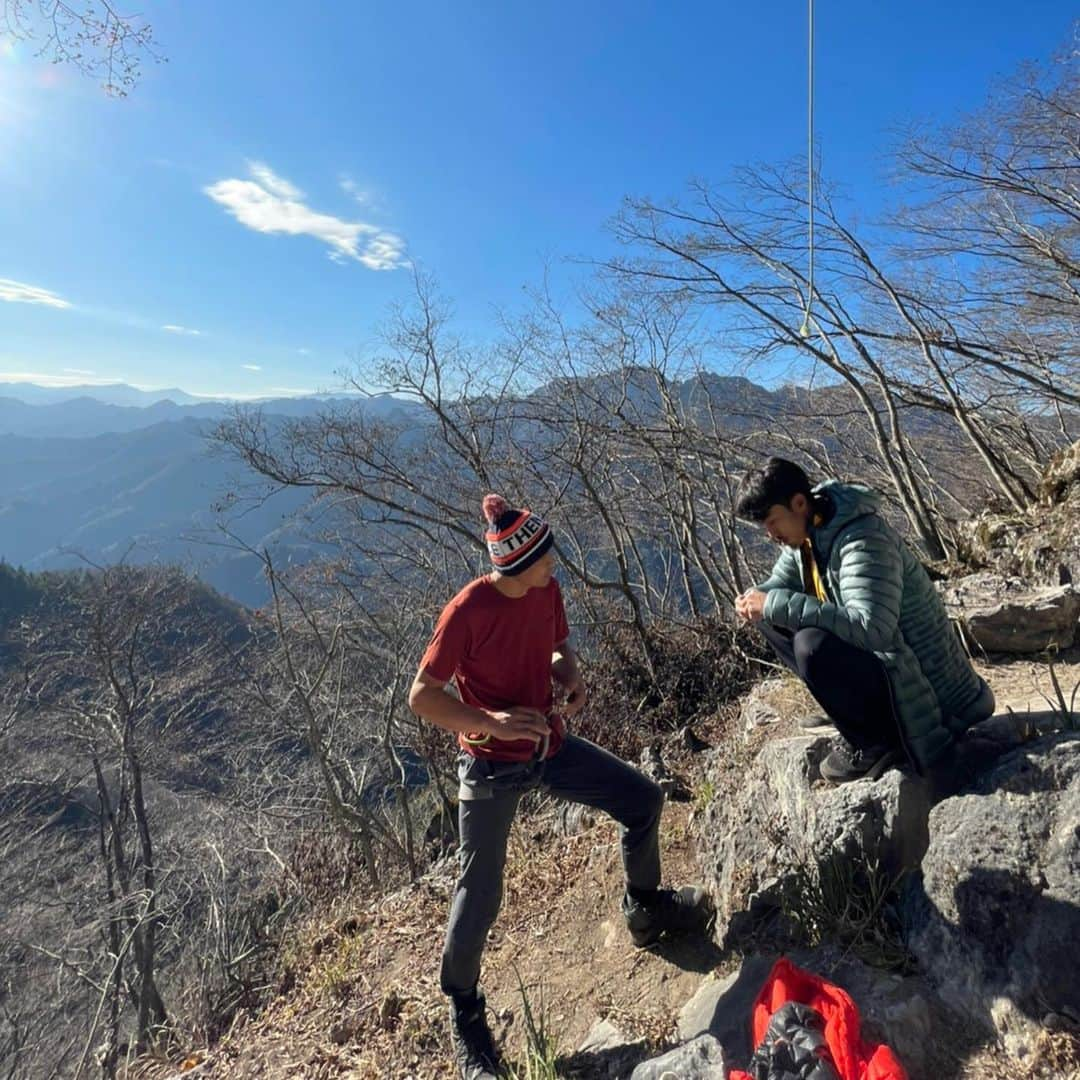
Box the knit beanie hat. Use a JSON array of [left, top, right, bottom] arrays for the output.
[[482, 494, 554, 576]]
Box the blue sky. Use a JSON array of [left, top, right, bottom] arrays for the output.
[[0, 1, 1071, 398]]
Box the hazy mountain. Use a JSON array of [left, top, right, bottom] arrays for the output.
[[0, 390, 427, 605], [0, 389, 418, 439], [0, 381, 205, 407], [0, 373, 970, 608]]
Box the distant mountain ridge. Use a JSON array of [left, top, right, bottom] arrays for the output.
[[0, 390, 415, 438], [0, 390, 427, 605], [0, 373, 966, 607], [0, 381, 205, 407]]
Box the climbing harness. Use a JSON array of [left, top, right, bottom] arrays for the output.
[[799, 0, 816, 339]]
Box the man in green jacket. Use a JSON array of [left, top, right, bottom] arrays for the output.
[[734, 458, 995, 783]]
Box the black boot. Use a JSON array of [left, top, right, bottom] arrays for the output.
[[448, 989, 500, 1080], [819, 740, 898, 783], [796, 712, 835, 731], [622, 886, 715, 948]]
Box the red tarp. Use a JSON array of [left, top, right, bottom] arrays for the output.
[[728, 957, 908, 1080]]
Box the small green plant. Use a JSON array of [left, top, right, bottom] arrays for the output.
[[693, 777, 717, 814], [504, 965, 560, 1080]]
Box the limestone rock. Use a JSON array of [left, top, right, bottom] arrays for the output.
[[694, 735, 932, 945], [903, 733, 1080, 1061], [677, 957, 776, 1065], [562, 1018, 647, 1078], [740, 677, 786, 739], [629, 1034, 726, 1080], [639, 745, 688, 801], [577, 1019, 629, 1053], [940, 572, 1080, 652]]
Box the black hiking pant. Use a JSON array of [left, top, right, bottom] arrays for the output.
[[440, 734, 664, 996], [759, 622, 899, 753]]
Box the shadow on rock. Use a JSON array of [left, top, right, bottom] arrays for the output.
[[924, 710, 1070, 802], [650, 931, 726, 975], [904, 735, 1080, 1062], [557, 1041, 652, 1080], [905, 867, 1080, 1040]]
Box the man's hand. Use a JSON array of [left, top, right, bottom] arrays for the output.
[[561, 679, 587, 718], [482, 707, 551, 743], [735, 589, 767, 623]]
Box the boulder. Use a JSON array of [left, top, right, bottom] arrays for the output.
[[629, 1034, 726, 1079], [677, 957, 776, 1065], [903, 733, 1080, 1061], [940, 572, 1080, 653], [694, 735, 932, 946], [560, 1018, 648, 1079]]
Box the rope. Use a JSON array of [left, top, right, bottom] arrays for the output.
[[799, 0, 815, 339]]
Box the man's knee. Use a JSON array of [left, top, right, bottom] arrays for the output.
[[792, 627, 831, 678]]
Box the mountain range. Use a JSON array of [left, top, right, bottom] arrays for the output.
[[0, 376, 961, 608], [0, 384, 424, 606]]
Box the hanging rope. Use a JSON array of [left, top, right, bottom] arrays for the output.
[[799, 0, 815, 338]]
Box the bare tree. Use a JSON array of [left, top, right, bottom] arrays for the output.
[[895, 42, 1079, 415], [1, 0, 161, 95], [13, 566, 230, 1077]]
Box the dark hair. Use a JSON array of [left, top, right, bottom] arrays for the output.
[[735, 457, 813, 522]]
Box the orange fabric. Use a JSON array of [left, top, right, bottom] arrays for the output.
[[728, 958, 907, 1080]]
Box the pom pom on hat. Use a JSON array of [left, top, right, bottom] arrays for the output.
[[482, 493, 509, 525]]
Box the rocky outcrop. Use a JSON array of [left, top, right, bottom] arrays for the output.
[[940, 572, 1080, 653], [694, 734, 932, 946], [693, 675, 1080, 1070], [739, 678, 786, 738], [903, 733, 1080, 1061]]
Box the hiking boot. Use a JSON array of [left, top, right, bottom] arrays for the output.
[[797, 713, 835, 732], [448, 990, 500, 1079], [622, 886, 715, 948], [820, 741, 899, 783]]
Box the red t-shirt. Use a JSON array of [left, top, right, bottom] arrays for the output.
[[420, 575, 570, 761]]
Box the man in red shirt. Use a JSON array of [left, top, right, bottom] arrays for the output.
[[409, 494, 712, 1080]]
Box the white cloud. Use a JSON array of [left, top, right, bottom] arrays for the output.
[[162, 324, 202, 336], [249, 161, 302, 199], [205, 162, 407, 270], [62, 367, 96, 375], [297, 348, 311, 356], [0, 278, 71, 309], [0, 371, 115, 386], [242, 364, 262, 371], [269, 386, 315, 396]]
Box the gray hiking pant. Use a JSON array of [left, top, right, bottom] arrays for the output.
[[440, 733, 664, 995]]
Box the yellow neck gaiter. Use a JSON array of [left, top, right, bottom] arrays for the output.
[[800, 513, 827, 602]]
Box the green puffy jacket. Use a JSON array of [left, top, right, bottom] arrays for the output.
[[759, 480, 995, 769]]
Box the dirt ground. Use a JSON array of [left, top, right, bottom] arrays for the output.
[[132, 652, 1080, 1080]]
